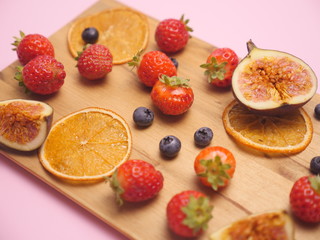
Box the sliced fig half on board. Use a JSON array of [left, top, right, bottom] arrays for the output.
[[210, 210, 295, 240], [0, 99, 53, 151], [232, 40, 317, 115]]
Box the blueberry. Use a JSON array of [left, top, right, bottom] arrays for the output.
[[133, 107, 154, 127], [310, 156, 320, 174], [81, 27, 99, 44], [159, 135, 181, 158], [194, 127, 213, 147], [314, 104, 320, 119], [170, 57, 179, 69]]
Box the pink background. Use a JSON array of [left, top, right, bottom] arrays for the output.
[[0, 0, 319, 239]]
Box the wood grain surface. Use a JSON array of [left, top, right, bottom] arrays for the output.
[[1, 0, 319, 239]]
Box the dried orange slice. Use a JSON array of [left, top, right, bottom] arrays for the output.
[[222, 100, 313, 154], [67, 8, 149, 64], [39, 108, 132, 182]]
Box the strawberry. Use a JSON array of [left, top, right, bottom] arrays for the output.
[[76, 44, 113, 80], [200, 48, 239, 87], [12, 31, 55, 65], [194, 146, 236, 190], [155, 15, 193, 53], [289, 175, 320, 223], [128, 50, 177, 87], [108, 159, 164, 205], [151, 75, 194, 115], [166, 190, 213, 238], [14, 55, 65, 95]]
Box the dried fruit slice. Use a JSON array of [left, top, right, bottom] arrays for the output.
[[232, 40, 317, 115], [38, 107, 132, 183], [210, 210, 294, 240], [222, 99, 313, 154], [0, 99, 53, 151], [68, 8, 149, 64]]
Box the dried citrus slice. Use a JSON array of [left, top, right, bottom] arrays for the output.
[[67, 8, 149, 64], [39, 108, 132, 182], [222, 100, 313, 154]]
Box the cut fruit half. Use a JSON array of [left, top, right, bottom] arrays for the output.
[[68, 7, 149, 64], [222, 99, 313, 154], [232, 40, 317, 115], [38, 107, 132, 183], [0, 99, 53, 151], [210, 210, 294, 240]]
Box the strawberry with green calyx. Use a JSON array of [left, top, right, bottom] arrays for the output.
[[151, 75, 194, 115], [155, 15, 193, 53], [166, 190, 213, 238], [76, 44, 113, 80], [201, 58, 227, 81], [14, 55, 66, 95], [200, 48, 239, 88], [197, 156, 231, 191], [128, 50, 177, 87], [290, 175, 320, 223], [12, 31, 55, 65], [108, 159, 164, 206], [194, 146, 236, 190]]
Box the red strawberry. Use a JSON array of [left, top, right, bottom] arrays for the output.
[[76, 44, 113, 80], [12, 31, 55, 65], [289, 175, 320, 223], [128, 51, 177, 87], [194, 146, 236, 190], [200, 48, 239, 87], [109, 159, 164, 205], [166, 190, 213, 238], [14, 55, 65, 95], [155, 15, 193, 53], [151, 75, 194, 115]]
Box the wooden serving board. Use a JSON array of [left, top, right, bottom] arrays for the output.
[[1, 0, 319, 239]]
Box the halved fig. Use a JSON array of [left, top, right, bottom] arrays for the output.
[[210, 210, 294, 240], [0, 99, 53, 151], [232, 40, 317, 115]]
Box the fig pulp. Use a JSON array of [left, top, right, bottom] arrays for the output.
[[0, 99, 53, 151], [232, 40, 317, 115], [210, 210, 294, 240]]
